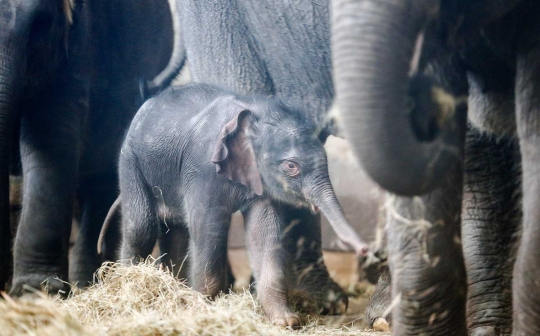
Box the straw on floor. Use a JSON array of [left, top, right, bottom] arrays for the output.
[[0, 259, 379, 336]]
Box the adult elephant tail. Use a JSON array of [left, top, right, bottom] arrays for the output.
[[331, 0, 466, 196], [139, 0, 186, 100]]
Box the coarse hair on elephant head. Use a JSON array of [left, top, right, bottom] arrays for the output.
[[331, 0, 520, 196], [211, 96, 367, 253]]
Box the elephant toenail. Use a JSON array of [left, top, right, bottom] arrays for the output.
[[288, 316, 301, 329], [373, 317, 391, 332]]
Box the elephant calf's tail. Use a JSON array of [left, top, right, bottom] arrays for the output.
[[97, 196, 122, 255]]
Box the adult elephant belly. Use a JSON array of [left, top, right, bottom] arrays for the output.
[[181, 0, 335, 137]]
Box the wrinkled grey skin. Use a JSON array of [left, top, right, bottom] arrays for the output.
[[178, 0, 357, 317], [118, 84, 367, 327], [0, 0, 181, 294], [180, 0, 335, 139], [333, 0, 537, 335], [366, 128, 521, 335], [366, 266, 391, 328]]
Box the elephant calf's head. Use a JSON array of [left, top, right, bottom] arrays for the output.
[[211, 98, 368, 254]]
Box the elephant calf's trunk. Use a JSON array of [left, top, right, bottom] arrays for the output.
[[307, 183, 368, 255]]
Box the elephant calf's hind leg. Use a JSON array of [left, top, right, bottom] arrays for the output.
[[186, 204, 230, 298]]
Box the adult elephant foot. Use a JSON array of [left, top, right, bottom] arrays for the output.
[[291, 267, 348, 316], [10, 274, 69, 297], [281, 207, 348, 316], [366, 267, 392, 330]]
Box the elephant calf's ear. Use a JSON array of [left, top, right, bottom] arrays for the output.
[[211, 110, 263, 196]]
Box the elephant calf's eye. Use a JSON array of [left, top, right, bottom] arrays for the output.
[[281, 161, 300, 177]]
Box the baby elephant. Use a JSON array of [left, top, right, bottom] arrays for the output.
[[118, 83, 367, 327]]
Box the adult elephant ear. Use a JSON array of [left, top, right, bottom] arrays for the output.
[[211, 110, 264, 196]]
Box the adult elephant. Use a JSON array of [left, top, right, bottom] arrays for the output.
[[178, 0, 349, 315], [1, 0, 183, 294], [333, 0, 536, 335]]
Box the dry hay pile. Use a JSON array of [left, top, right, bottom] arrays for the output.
[[0, 260, 380, 336]]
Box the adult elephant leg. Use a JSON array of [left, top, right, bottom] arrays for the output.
[[513, 42, 540, 335], [387, 165, 466, 335], [70, 174, 118, 287], [281, 205, 348, 315], [366, 266, 392, 329], [462, 127, 520, 336], [0, 104, 15, 291], [12, 85, 88, 296], [0, 42, 24, 292]]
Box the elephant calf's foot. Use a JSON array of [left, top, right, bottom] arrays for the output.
[[10, 274, 70, 297], [266, 309, 301, 328]]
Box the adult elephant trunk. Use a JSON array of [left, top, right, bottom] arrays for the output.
[[332, 0, 466, 196], [305, 179, 367, 254]]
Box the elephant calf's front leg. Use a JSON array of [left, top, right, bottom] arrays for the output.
[[187, 205, 230, 298], [243, 200, 300, 328]]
